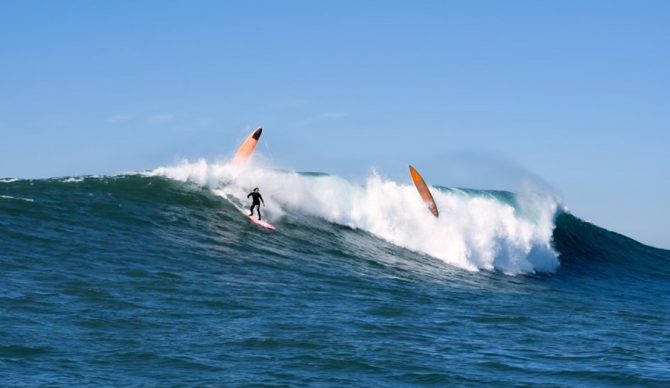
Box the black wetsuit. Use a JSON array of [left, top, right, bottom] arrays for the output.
[[247, 191, 264, 220]]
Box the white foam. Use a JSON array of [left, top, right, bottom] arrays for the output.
[[148, 159, 560, 274], [62, 177, 84, 183], [0, 195, 34, 203]]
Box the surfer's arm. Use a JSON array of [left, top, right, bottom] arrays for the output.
[[259, 194, 265, 205], [247, 192, 252, 199]]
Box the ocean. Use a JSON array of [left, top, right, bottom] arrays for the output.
[[1, 161, 669, 386]]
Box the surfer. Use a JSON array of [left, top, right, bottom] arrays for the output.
[[247, 187, 265, 220]]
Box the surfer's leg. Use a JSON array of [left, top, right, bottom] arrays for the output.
[[257, 207, 262, 220], [249, 204, 255, 216]]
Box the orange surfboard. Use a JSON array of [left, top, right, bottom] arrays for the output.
[[231, 127, 263, 165], [409, 165, 439, 218]]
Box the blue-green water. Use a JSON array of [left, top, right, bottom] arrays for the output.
[[1, 171, 669, 386]]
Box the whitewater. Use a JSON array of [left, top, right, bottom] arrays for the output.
[[150, 159, 559, 275], [1, 159, 669, 386]]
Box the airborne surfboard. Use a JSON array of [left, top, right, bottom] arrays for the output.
[[409, 165, 439, 218], [231, 127, 263, 165]]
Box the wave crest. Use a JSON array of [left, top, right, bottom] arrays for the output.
[[147, 159, 560, 274]]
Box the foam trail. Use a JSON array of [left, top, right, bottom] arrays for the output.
[[0, 195, 34, 202], [147, 160, 560, 274]]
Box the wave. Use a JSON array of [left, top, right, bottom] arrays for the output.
[[147, 159, 561, 275], [552, 211, 670, 280], [3, 163, 669, 386], [3, 160, 666, 279]]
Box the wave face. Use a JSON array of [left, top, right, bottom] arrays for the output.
[[1, 162, 669, 386]]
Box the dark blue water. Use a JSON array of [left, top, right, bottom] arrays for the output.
[[1, 175, 669, 386]]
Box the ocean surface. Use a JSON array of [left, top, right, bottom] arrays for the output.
[[1, 161, 669, 386]]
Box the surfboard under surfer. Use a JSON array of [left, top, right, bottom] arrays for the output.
[[247, 187, 265, 220]]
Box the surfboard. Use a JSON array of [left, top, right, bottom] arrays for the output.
[[247, 214, 276, 231], [240, 209, 276, 230], [231, 127, 263, 165], [409, 165, 439, 218]]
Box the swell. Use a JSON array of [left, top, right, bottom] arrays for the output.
[[2, 172, 668, 280], [552, 211, 670, 280]]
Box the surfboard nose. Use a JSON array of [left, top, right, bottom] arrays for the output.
[[252, 127, 262, 140]]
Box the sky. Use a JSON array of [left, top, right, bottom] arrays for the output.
[[1, 1, 668, 248]]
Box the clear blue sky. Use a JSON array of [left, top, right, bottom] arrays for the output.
[[1, 1, 668, 248]]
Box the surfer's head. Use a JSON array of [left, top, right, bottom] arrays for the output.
[[254, 187, 259, 192]]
